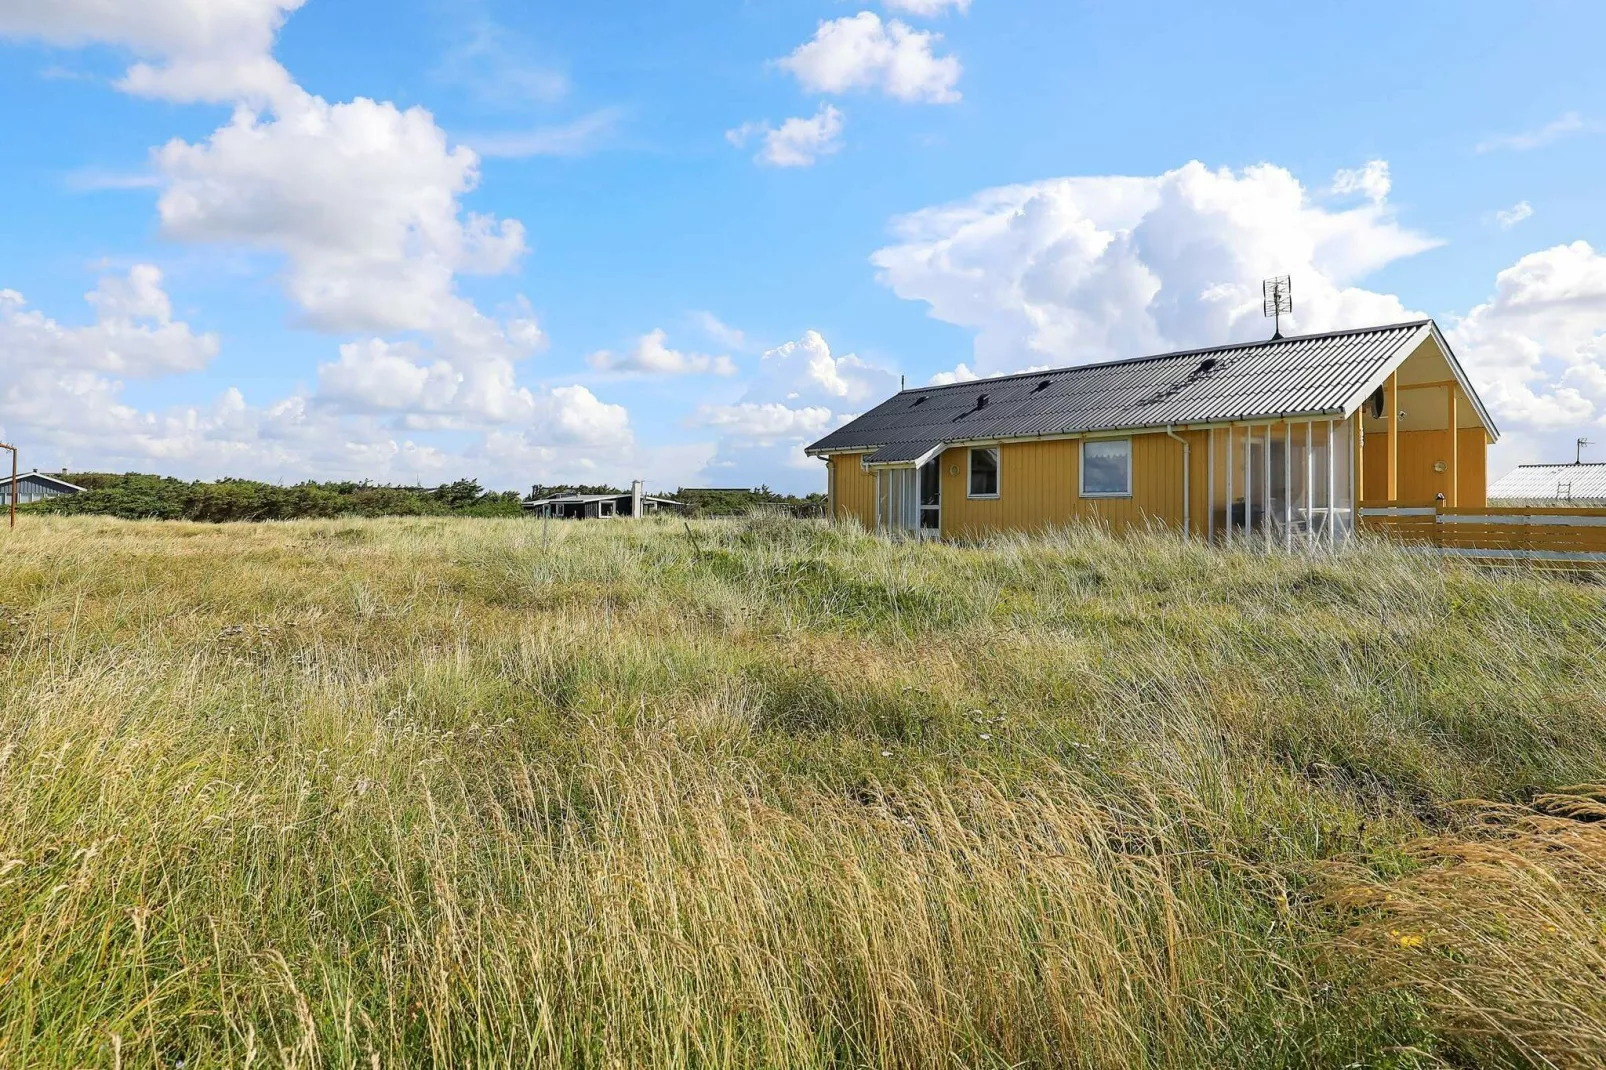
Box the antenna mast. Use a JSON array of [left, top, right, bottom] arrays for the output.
[[1263, 275, 1293, 340], [1578, 437, 1593, 465]]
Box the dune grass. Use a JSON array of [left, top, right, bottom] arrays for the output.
[[0, 514, 1602, 1069]]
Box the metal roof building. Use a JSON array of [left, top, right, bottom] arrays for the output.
[[523, 482, 684, 520], [0, 471, 87, 506], [1488, 463, 1606, 507], [806, 319, 1499, 545], [806, 321, 1496, 466]]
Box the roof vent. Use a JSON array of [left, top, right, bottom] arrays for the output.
[[1198, 357, 1217, 374], [910, 395, 929, 407], [976, 393, 990, 409], [1033, 379, 1052, 392]]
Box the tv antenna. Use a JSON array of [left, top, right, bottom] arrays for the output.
[[1578, 437, 1593, 465], [1263, 275, 1292, 340]]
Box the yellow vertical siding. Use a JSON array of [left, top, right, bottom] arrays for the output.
[[1458, 427, 1487, 506], [937, 431, 1197, 539], [828, 453, 876, 528], [1369, 428, 1490, 506]]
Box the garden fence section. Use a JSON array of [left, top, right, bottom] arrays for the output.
[[1359, 502, 1606, 567]]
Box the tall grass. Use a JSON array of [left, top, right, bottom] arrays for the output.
[[0, 515, 1602, 1068]]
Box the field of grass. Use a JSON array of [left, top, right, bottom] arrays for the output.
[[0, 515, 1602, 1069]]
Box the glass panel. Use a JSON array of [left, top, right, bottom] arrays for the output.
[[920, 458, 940, 506], [1209, 427, 1230, 543], [1290, 422, 1310, 539], [1243, 431, 1266, 534], [970, 448, 999, 496], [1081, 439, 1131, 496], [1226, 427, 1253, 533], [1268, 423, 1290, 544], [919, 459, 940, 530]]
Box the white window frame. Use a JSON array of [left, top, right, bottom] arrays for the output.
[[967, 446, 1001, 500], [1079, 437, 1133, 499]]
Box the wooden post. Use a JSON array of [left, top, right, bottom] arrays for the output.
[[1326, 420, 1337, 551], [1263, 423, 1273, 547], [1284, 419, 1293, 550], [1353, 410, 1365, 506], [0, 443, 14, 529], [1224, 426, 1233, 547], [1385, 373, 1399, 502], [1446, 384, 1459, 508]]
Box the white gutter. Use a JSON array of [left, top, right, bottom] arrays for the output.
[[1164, 426, 1190, 537]]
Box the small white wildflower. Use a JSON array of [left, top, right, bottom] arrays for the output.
[[880, 750, 893, 758], [979, 733, 991, 741]]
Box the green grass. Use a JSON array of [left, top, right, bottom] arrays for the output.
[[0, 515, 1602, 1068]]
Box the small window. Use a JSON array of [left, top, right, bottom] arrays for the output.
[[968, 447, 1000, 498], [1080, 438, 1132, 498]]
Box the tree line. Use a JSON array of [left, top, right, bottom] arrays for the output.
[[26, 473, 826, 523]]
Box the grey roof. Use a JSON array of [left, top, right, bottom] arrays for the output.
[[807, 320, 1497, 459], [1489, 463, 1606, 504], [3, 471, 86, 492], [864, 440, 949, 466]]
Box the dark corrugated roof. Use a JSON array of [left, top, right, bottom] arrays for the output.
[[807, 321, 1453, 457], [864, 440, 947, 465]]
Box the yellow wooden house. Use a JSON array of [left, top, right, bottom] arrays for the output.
[[805, 321, 1498, 544]]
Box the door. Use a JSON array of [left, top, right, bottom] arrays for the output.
[[918, 458, 941, 537]]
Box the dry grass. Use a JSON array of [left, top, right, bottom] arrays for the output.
[[1325, 788, 1606, 1069], [0, 514, 1603, 1068]]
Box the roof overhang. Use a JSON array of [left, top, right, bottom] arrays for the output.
[[13, 472, 87, 493], [862, 441, 948, 468], [1337, 321, 1500, 441]]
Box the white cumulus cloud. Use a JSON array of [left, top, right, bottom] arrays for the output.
[[693, 330, 898, 488], [778, 12, 961, 104], [727, 104, 846, 168], [1447, 241, 1606, 435], [872, 160, 1437, 377], [1, 265, 217, 381], [1331, 159, 1391, 203], [0, 0, 303, 103], [587, 329, 737, 376], [693, 402, 835, 439], [155, 89, 527, 338]]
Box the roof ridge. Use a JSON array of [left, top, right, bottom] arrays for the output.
[[897, 319, 1433, 396], [1514, 462, 1606, 469]]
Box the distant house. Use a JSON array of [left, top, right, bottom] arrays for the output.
[[0, 471, 86, 506], [1489, 463, 1606, 507], [523, 481, 684, 519], [806, 320, 1498, 543]]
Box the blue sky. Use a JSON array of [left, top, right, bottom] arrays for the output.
[[2, 0, 1604, 494]]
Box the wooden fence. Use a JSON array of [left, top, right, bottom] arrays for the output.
[[1359, 502, 1606, 567]]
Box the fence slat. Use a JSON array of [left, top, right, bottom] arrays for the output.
[[1360, 502, 1606, 568]]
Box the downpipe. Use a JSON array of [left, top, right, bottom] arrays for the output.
[[1164, 426, 1190, 538]]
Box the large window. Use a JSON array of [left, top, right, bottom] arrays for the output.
[[1080, 438, 1132, 497], [968, 447, 999, 498]]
